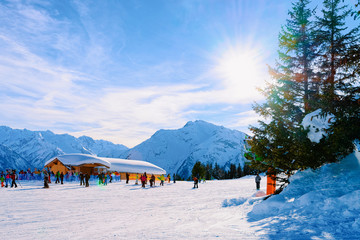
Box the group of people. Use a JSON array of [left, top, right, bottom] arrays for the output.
[[0, 169, 19, 188], [136, 173, 172, 188]]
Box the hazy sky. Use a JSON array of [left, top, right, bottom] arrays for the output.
[[0, 0, 300, 147]]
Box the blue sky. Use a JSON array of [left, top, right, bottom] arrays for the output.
[[0, 0, 301, 147]]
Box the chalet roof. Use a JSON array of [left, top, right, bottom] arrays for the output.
[[44, 154, 166, 175]]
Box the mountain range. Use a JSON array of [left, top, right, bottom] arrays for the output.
[[0, 121, 248, 178]]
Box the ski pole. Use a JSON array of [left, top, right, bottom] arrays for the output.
[[17, 180, 22, 188]]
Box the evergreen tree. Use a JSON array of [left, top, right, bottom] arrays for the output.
[[315, 0, 360, 155], [236, 163, 243, 178], [229, 164, 237, 179], [249, 0, 317, 185], [191, 161, 206, 179], [249, 0, 360, 190], [278, 0, 318, 113], [315, 0, 360, 112]]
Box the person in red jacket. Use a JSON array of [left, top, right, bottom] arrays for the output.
[[11, 170, 17, 188], [140, 174, 147, 188]]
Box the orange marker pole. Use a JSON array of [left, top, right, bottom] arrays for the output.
[[266, 174, 276, 195]]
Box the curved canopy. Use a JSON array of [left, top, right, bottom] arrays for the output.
[[44, 154, 166, 175], [104, 158, 166, 175]]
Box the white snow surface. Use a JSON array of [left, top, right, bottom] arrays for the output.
[[2, 147, 360, 239], [301, 109, 335, 143]]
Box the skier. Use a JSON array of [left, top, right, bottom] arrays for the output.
[[135, 173, 139, 185], [85, 173, 90, 187], [11, 170, 17, 188], [167, 174, 171, 183], [104, 173, 108, 185], [173, 173, 176, 183], [5, 170, 10, 188], [47, 167, 51, 183], [159, 174, 165, 186], [43, 169, 49, 188], [150, 174, 155, 187], [193, 176, 198, 188], [60, 172, 64, 184], [255, 174, 261, 190], [0, 171, 5, 187], [98, 173, 103, 185], [79, 172, 85, 186], [55, 171, 60, 184], [140, 173, 147, 188], [126, 172, 130, 184]]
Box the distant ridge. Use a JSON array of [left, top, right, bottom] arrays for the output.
[[121, 120, 248, 179]]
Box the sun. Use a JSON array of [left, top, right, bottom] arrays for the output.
[[214, 44, 266, 99]]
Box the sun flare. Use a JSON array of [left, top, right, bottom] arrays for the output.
[[215, 44, 266, 97]]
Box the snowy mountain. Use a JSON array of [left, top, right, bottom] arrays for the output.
[[0, 143, 32, 170], [0, 126, 129, 169], [122, 120, 248, 179]]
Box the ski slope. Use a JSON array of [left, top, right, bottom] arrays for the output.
[[1, 177, 263, 239], [2, 149, 360, 240]]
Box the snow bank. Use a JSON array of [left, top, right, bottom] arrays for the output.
[[301, 109, 335, 143], [248, 145, 360, 238]]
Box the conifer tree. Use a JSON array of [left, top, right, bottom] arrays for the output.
[[249, 0, 317, 185], [315, 0, 360, 153], [315, 0, 359, 112]]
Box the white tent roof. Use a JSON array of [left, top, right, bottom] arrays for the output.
[[104, 158, 166, 175], [44, 154, 111, 168], [45, 154, 166, 175]]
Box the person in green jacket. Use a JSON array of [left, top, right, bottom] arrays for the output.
[[0, 172, 5, 187], [55, 171, 60, 184]]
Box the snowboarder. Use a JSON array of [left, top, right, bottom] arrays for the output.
[[255, 174, 261, 190], [43, 169, 49, 188], [126, 172, 130, 184], [55, 171, 60, 184], [60, 172, 64, 184], [11, 170, 17, 188], [193, 177, 198, 188]]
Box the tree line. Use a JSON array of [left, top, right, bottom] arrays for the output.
[[190, 161, 257, 181]]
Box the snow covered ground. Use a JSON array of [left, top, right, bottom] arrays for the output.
[[1, 148, 360, 240], [1, 177, 264, 239]]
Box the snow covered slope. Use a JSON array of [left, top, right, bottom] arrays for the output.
[[122, 120, 247, 179], [0, 126, 128, 169], [246, 144, 360, 238], [0, 144, 31, 170]]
